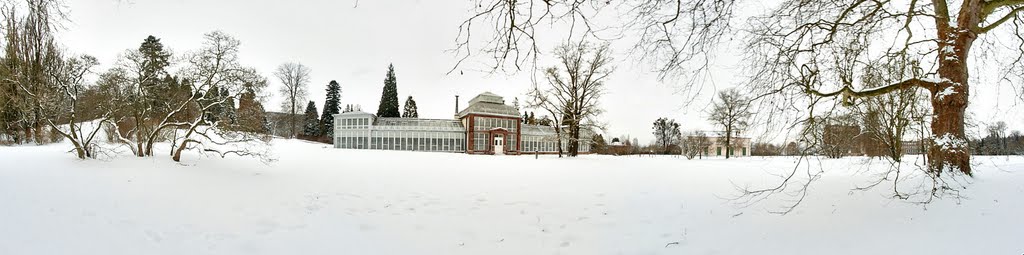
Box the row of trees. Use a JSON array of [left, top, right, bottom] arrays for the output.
[[975, 121, 1024, 155], [647, 88, 753, 159], [291, 80, 341, 142], [279, 64, 421, 143], [372, 64, 420, 119]]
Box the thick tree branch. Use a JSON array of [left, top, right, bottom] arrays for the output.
[[979, 5, 1024, 33], [806, 78, 936, 98]]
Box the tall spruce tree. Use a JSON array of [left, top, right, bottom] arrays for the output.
[[302, 101, 320, 138], [402, 96, 418, 118], [138, 36, 173, 113], [376, 64, 400, 117], [320, 80, 341, 138]]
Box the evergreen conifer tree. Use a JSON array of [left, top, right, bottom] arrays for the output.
[[302, 101, 320, 138], [137, 36, 173, 113], [320, 80, 341, 138], [222, 87, 237, 125], [237, 83, 269, 133], [402, 96, 418, 118], [376, 64, 401, 117], [203, 84, 220, 122]]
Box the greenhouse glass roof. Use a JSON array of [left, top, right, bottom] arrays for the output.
[[457, 92, 522, 119], [374, 118, 465, 132]]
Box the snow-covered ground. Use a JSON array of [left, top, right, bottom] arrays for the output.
[[2, 140, 1022, 255]]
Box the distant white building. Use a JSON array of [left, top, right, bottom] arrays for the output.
[[332, 92, 592, 155], [689, 131, 752, 157]]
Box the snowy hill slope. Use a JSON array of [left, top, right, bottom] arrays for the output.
[[1, 140, 1022, 255]]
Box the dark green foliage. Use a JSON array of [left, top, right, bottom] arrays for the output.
[[203, 84, 224, 123], [302, 101, 320, 138], [223, 90, 237, 125], [402, 96, 418, 118], [201, 84, 235, 125], [376, 64, 400, 117], [135, 36, 178, 119], [320, 80, 341, 138], [138, 36, 171, 96]]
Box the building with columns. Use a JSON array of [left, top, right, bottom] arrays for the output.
[[689, 131, 752, 157]]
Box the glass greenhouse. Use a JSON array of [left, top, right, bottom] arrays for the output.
[[333, 92, 591, 155]]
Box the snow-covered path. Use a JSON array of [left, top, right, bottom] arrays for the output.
[[2, 140, 1022, 254]]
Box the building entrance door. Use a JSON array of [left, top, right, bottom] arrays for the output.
[[493, 135, 504, 155]]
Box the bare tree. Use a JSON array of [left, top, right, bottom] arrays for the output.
[[170, 31, 271, 162], [985, 121, 1008, 154], [682, 130, 710, 160], [456, 0, 1024, 188], [527, 41, 613, 157], [744, 0, 1024, 176], [1010, 130, 1024, 154], [103, 36, 177, 157], [13, 51, 107, 159], [90, 30, 270, 161], [853, 58, 929, 162], [91, 35, 200, 159], [0, 0, 116, 158], [274, 62, 310, 139], [451, 0, 733, 85], [1, 0, 69, 145], [33, 54, 108, 159], [708, 89, 751, 159]]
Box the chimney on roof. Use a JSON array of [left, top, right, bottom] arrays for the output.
[[455, 95, 460, 114]]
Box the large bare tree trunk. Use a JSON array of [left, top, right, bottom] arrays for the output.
[[928, 15, 977, 176], [555, 125, 563, 158], [568, 125, 580, 157], [291, 101, 297, 138], [724, 127, 732, 159], [929, 35, 973, 176], [929, 89, 970, 176]]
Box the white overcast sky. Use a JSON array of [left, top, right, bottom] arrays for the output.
[[58, 0, 1024, 143]]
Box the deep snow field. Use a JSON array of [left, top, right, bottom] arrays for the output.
[[2, 139, 1023, 255]]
